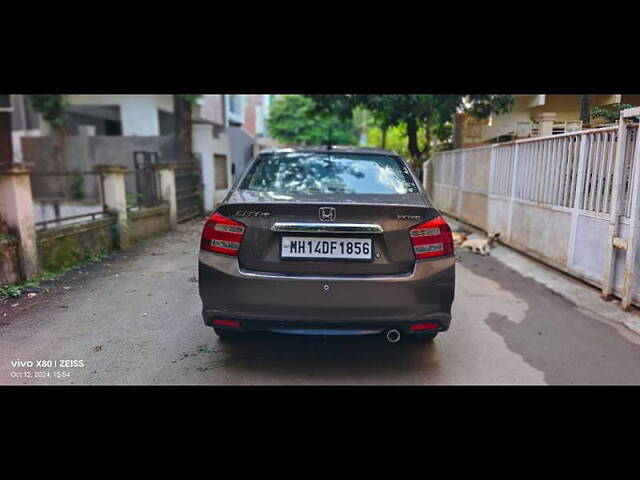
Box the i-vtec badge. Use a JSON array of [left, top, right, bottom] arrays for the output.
[[397, 214, 422, 220], [235, 211, 271, 218]]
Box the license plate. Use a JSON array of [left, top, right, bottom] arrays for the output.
[[281, 237, 373, 261]]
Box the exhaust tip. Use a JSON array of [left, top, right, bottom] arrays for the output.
[[386, 329, 401, 344]]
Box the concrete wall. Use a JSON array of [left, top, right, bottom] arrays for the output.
[[37, 217, 114, 272], [460, 192, 488, 231], [0, 236, 20, 285], [129, 205, 170, 243], [487, 197, 510, 240], [429, 126, 640, 309], [211, 131, 232, 207], [22, 135, 176, 200], [227, 126, 256, 186], [508, 203, 572, 270], [199, 95, 225, 126], [10, 95, 40, 132]]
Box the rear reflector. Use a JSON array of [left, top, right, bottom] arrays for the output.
[[201, 212, 246, 256], [409, 216, 453, 259], [410, 323, 440, 332], [212, 319, 241, 328]]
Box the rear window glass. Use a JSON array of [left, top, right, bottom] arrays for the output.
[[240, 152, 418, 195]]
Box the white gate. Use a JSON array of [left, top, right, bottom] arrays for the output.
[[426, 110, 640, 310]]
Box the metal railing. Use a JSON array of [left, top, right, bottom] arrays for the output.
[[427, 119, 640, 310], [30, 170, 108, 230]]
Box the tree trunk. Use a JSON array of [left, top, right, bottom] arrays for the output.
[[580, 95, 591, 125], [452, 113, 466, 150], [174, 95, 193, 163], [381, 126, 387, 149], [424, 117, 433, 160], [406, 116, 422, 164]]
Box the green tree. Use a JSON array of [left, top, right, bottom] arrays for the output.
[[27, 95, 70, 176], [267, 95, 357, 146], [590, 103, 634, 124], [306, 94, 513, 164], [27, 95, 69, 132], [173, 95, 198, 163], [366, 124, 422, 158]]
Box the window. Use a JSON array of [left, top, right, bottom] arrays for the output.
[[226, 95, 244, 126], [240, 152, 417, 195], [228, 95, 241, 115]]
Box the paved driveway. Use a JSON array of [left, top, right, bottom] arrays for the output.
[[2, 219, 640, 385]]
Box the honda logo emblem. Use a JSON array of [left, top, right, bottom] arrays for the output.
[[319, 207, 336, 222]]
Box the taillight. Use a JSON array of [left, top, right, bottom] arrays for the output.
[[213, 319, 241, 328], [409, 216, 454, 259], [200, 212, 246, 256], [410, 322, 440, 332]]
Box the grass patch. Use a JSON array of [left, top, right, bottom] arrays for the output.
[[0, 233, 17, 243], [0, 249, 110, 299]]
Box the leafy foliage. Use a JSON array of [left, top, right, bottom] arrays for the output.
[[366, 124, 426, 158], [590, 103, 633, 123], [0, 284, 22, 298], [305, 95, 514, 165], [27, 95, 69, 130], [177, 94, 203, 106], [0, 249, 109, 299], [70, 172, 86, 200], [465, 95, 514, 119], [267, 95, 357, 146]]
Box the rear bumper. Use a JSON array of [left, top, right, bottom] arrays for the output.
[[198, 251, 455, 332]]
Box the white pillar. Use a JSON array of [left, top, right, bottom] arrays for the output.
[[94, 164, 129, 248], [192, 123, 215, 212], [0, 165, 39, 279], [119, 96, 160, 136], [538, 112, 556, 137], [155, 164, 177, 229]]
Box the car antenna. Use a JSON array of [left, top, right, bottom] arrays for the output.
[[326, 104, 333, 150]]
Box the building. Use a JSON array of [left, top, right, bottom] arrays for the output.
[[212, 94, 279, 187], [458, 94, 640, 147], [9, 94, 279, 213]]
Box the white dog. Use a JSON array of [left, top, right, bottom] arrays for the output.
[[452, 232, 467, 246], [460, 232, 501, 255]]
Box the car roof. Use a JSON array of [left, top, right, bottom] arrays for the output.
[[257, 146, 400, 157]]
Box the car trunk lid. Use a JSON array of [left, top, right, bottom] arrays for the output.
[[217, 191, 438, 275]]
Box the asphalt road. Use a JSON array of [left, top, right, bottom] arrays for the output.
[[2, 219, 640, 385]]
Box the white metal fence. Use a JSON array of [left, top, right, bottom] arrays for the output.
[[426, 116, 640, 310]]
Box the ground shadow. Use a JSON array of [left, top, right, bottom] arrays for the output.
[[193, 331, 443, 383], [459, 251, 640, 385]]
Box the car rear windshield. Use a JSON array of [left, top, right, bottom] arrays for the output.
[[240, 152, 418, 195]]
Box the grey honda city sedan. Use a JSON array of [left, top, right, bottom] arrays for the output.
[[198, 147, 455, 343]]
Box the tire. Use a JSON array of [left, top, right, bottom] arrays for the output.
[[214, 327, 242, 341]]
